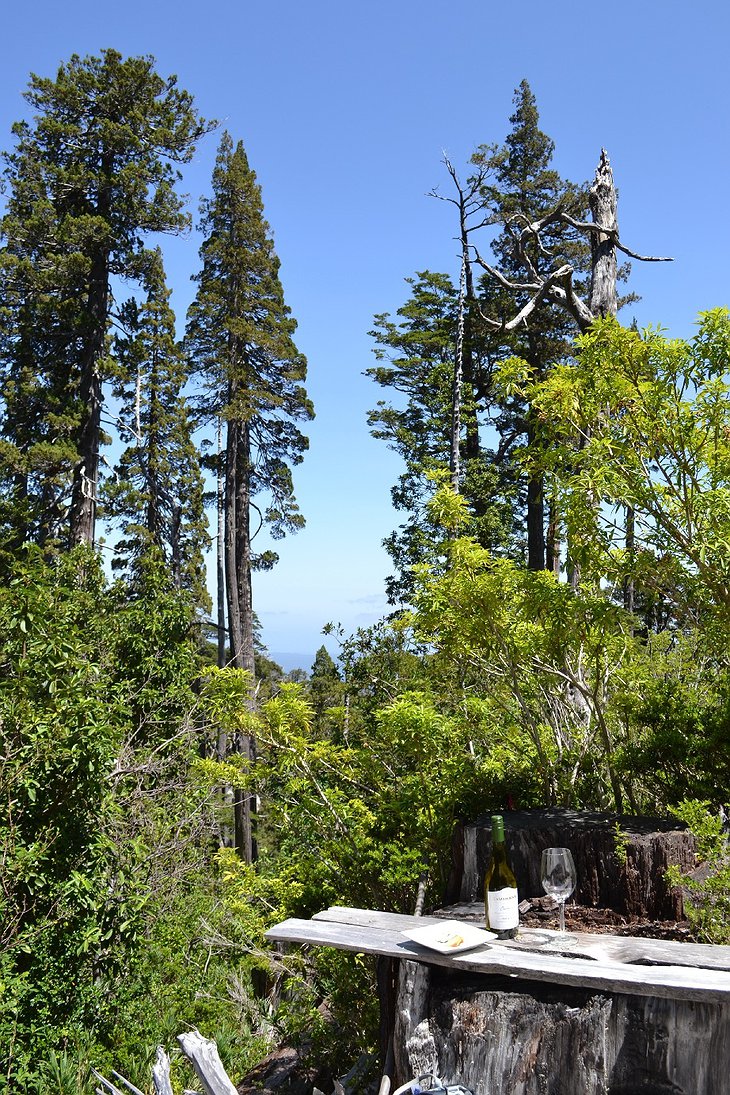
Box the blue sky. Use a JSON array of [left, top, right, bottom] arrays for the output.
[[2, 1, 729, 662]]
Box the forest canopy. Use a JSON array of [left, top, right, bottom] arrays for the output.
[[0, 57, 727, 1095]]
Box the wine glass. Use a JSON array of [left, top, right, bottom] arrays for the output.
[[540, 847, 576, 933]]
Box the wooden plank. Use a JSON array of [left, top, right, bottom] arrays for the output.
[[266, 917, 412, 958], [265, 910, 730, 1004], [451, 944, 730, 1003], [315, 904, 730, 971], [313, 907, 443, 931]]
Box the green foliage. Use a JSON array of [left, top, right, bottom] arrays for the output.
[[308, 645, 343, 735], [670, 801, 726, 861], [612, 823, 630, 867], [665, 802, 730, 944], [520, 311, 730, 622], [254, 679, 496, 914], [103, 876, 272, 1090], [367, 270, 517, 602], [613, 633, 730, 808], [0, 547, 221, 1090], [104, 250, 210, 611], [405, 494, 637, 809], [0, 49, 212, 548]]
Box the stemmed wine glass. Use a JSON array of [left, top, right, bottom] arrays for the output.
[[540, 847, 576, 934]]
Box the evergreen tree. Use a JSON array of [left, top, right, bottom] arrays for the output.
[[103, 249, 210, 610], [0, 50, 212, 549], [368, 82, 590, 596], [472, 80, 589, 571], [368, 272, 515, 603], [185, 132, 314, 859], [308, 644, 343, 733]]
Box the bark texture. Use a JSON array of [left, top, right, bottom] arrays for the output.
[[588, 150, 619, 319], [445, 809, 695, 920], [396, 966, 730, 1095]]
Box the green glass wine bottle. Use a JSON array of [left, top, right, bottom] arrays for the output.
[[484, 814, 519, 938]]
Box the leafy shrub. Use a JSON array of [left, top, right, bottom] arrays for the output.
[[665, 800, 730, 944]]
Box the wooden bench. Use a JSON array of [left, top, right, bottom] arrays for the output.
[[267, 905, 730, 1094]]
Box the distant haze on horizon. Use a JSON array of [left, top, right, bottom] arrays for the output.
[[269, 652, 318, 675]]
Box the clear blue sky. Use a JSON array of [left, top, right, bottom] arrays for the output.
[[2, 1, 729, 662]]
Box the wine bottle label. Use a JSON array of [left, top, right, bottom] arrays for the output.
[[487, 886, 519, 929]]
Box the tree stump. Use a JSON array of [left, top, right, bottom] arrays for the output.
[[444, 808, 695, 920], [394, 964, 730, 1095]]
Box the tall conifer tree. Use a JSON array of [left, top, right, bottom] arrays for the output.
[[185, 132, 313, 860], [473, 80, 588, 570], [368, 82, 589, 597], [104, 249, 210, 608], [368, 272, 515, 603], [0, 50, 211, 549]]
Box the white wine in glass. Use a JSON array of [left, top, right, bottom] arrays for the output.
[[540, 847, 576, 933]]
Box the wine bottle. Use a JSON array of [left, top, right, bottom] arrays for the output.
[[484, 813, 519, 938]]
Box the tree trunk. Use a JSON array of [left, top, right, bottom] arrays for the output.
[[623, 504, 635, 616], [224, 414, 244, 668], [395, 965, 730, 1095], [545, 492, 560, 578], [223, 398, 257, 864], [146, 360, 162, 546], [588, 149, 618, 319], [450, 239, 467, 493], [217, 419, 227, 672], [177, 1030, 238, 1095], [461, 218, 480, 467], [234, 423, 256, 678], [68, 246, 109, 547], [526, 411, 545, 571], [152, 1047, 174, 1095]]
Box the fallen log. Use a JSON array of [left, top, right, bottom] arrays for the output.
[[152, 1046, 174, 1095], [94, 1029, 236, 1095], [177, 1030, 238, 1095]]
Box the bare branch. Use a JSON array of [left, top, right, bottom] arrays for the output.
[[471, 246, 541, 293], [556, 213, 673, 262], [546, 267, 596, 331]]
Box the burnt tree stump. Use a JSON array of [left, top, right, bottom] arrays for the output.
[[396, 964, 730, 1095], [445, 808, 696, 920]]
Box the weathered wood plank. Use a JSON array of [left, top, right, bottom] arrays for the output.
[[313, 907, 443, 931], [266, 917, 409, 957], [312, 904, 730, 971], [265, 908, 730, 1003], [452, 944, 730, 1003], [152, 1047, 174, 1095]]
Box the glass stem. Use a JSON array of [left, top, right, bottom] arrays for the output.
[[558, 900, 566, 932]]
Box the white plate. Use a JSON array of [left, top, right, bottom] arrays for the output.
[[404, 919, 496, 954]]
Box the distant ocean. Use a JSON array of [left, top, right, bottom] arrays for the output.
[[270, 651, 315, 674]]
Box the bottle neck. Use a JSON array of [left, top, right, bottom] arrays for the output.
[[491, 839, 508, 863]]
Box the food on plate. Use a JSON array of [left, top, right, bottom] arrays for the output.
[[445, 933, 464, 948]]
